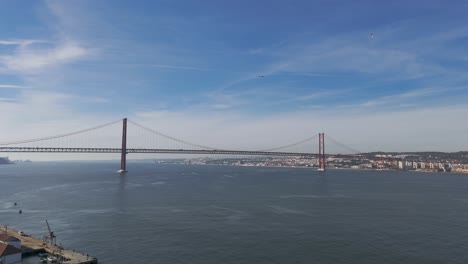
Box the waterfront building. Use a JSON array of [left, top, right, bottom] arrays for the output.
[[0, 235, 20, 250], [398, 161, 404, 169], [0, 242, 22, 264]]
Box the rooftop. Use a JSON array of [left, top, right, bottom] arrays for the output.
[[0, 242, 22, 257], [0, 233, 20, 242]]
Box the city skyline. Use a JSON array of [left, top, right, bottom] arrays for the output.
[[1, 0, 468, 157]]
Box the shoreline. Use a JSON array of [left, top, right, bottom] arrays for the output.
[[0, 225, 98, 264]]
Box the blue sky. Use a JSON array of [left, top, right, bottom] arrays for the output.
[[1, 0, 468, 156]]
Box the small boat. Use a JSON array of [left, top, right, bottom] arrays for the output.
[[47, 255, 58, 263], [39, 257, 48, 263], [38, 252, 48, 257], [18, 209, 22, 214]]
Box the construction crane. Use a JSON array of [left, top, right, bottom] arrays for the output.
[[43, 219, 56, 245]]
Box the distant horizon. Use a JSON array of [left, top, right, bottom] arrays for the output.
[[2, 149, 468, 162]]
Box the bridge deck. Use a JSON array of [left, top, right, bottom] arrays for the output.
[[0, 147, 317, 157]]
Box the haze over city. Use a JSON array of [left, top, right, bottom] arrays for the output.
[[1, 0, 468, 159]]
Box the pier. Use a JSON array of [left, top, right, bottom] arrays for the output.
[[1, 225, 97, 264]]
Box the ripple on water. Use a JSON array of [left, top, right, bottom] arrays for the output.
[[279, 194, 350, 199], [266, 205, 308, 215]]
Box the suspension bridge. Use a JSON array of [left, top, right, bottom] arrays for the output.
[[0, 118, 360, 172]]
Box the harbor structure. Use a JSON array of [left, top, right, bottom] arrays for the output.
[[0, 225, 97, 264], [0, 234, 21, 250], [0, 242, 22, 264]]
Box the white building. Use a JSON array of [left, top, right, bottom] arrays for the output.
[[398, 161, 404, 169], [0, 242, 22, 264]]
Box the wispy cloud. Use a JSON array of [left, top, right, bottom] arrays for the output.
[[0, 1, 91, 76], [287, 88, 353, 102], [131, 103, 468, 152], [272, 42, 433, 79], [207, 25, 468, 113], [211, 104, 233, 110], [0, 42, 88, 74], [253, 26, 468, 81], [82, 97, 109, 104], [123, 63, 246, 73], [0, 84, 28, 89], [0, 39, 45, 47], [198, 90, 250, 110], [247, 48, 264, 55], [1, 0, 468, 157], [360, 86, 466, 107]]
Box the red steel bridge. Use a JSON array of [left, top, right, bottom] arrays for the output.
[[0, 118, 359, 172]]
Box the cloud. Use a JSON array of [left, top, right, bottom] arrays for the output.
[[1, 91, 467, 161], [0, 41, 88, 74], [253, 25, 468, 81], [286, 89, 353, 102], [1, 1, 467, 161], [247, 48, 264, 55], [360, 86, 466, 107], [0, 2, 91, 76], [0, 91, 111, 128], [272, 41, 435, 79], [0, 98, 16, 102], [211, 104, 232, 109], [122, 63, 245, 73], [206, 25, 468, 113], [131, 103, 468, 153], [0, 39, 45, 47], [83, 97, 109, 104], [213, 28, 441, 94], [200, 90, 250, 110], [0, 84, 28, 89], [197, 85, 354, 111], [0, 90, 120, 160]]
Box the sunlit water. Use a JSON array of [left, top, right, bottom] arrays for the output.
[[1, 161, 468, 263]]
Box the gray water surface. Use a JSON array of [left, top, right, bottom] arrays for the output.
[[1, 162, 468, 263]]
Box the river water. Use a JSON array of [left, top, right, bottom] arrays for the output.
[[1, 161, 468, 263]]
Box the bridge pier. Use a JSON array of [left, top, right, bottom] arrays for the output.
[[318, 132, 325, 171], [119, 118, 128, 173]]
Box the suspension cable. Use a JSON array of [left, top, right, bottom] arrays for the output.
[[256, 134, 319, 152], [128, 120, 221, 150], [325, 135, 361, 154], [129, 119, 319, 153], [0, 119, 122, 145]]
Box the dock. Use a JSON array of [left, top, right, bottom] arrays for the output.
[[1, 225, 97, 264]]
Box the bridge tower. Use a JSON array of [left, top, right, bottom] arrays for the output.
[[318, 133, 325, 171], [119, 118, 128, 173]]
